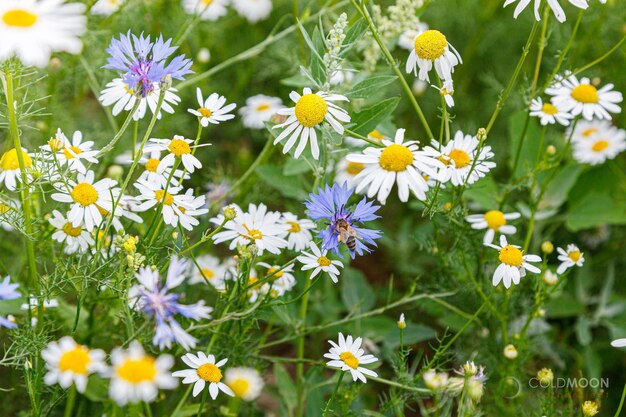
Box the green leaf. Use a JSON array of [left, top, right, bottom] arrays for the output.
[[545, 292, 585, 318], [256, 165, 309, 201], [464, 176, 499, 209], [349, 76, 397, 99], [351, 97, 400, 135], [507, 111, 541, 178], [575, 316, 592, 346], [275, 363, 297, 413], [358, 316, 436, 348], [83, 376, 108, 402], [539, 164, 583, 209], [565, 193, 626, 231], [341, 267, 375, 312], [342, 19, 368, 55], [283, 157, 312, 176]]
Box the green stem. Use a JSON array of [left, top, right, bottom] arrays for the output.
[[63, 386, 77, 417], [613, 382, 626, 417], [196, 390, 208, 417], [144, 402, 154, 417], [322, 372, 344, 417], [344, 129, 384, 147], [367, 376, 430, 393], [296, 273, 313, 417]]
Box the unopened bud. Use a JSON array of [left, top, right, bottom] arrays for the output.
[[397, 313, 406, 329], [541, 241, 554, 254], [546, 145, 556, 155], [503, 344, 518, 360], [582, 401, 599, 416], [477, 128, 487, 141]]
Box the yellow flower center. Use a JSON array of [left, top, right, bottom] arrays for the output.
[[346, 161, 364, 175], [71, 183, 98, 206], [242, 225, 263, 241], [168, 139, 191, 156], [229, 378, 250, 397], [203, 0, 213, 4], [145, 158, 160, 172], [0, 203, 10, 215], [201, 268, 215, 279], [62, 222, 83, 237], [568, 250, 582, 262], [2, 9, 38, 27], [571, 84, 599, 104], [1, 148, 32, 171], [413, 30, 448, 61], [591, 140, 609, 152], [198, 107, 212, 118], [447, 149, 471, 168], [484, 210, 506, 230], [117, 357, 157, 384], [287, 221, 301, 233], [582, 128, 598, 137], [317, 256, 332, 267], [58, 346, 91, 375], [368, 130, 385, 142], [124, 84, 134, 95], [63, 145, 83, 160], [196, 363, 222, 383], [154, 190, 174, 206], [541, 103, 558, 115], [339, 352, 359, 369], [256, 104, 271, 111], [499, 245, 523, 267], [48, 138, 63, 151], [267, 267, 284, 280], [294, 94, 328, 127], [96, 204, 109, 217], [379, 144, 413, 172]]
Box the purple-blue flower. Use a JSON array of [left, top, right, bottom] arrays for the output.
[[129, 256, 212, 351], [0, 276, 20, 329], [305, 182, 382, 258], [104, 31, 193, 98]]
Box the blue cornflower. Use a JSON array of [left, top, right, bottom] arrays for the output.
[[129, 256, 212, 351], [0, 276, 20, 329], [305, 182, 382, 258], [104, 31, 193, 98]]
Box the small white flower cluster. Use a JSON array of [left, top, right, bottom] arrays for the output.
[[323, 13, 349, 83]]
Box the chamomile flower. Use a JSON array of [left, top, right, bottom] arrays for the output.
[[297, 242, 344, 283], [346, 129, 442, 204], [107, 341, 177, 405], [486, 235, 542, 288], [397, 23, 429, 50], [0, 147, 33, 191], [212, 203, 289, 255], [188, 88, 236, 127], [99, 78, 181, 121], [224, 367, 264, 401], [145, 136, 203, 174], [405, 29, 462, 82], [0, 0, 86, 67], [239, 94, 283, 129], [190, 254, 229, 290], [529, 97, 573, 126], [49, 210, 95, 254], [182, 0, 228, 21], [232, 0, 272, 23], [274, 88, 350, 159], [334, 157, 365, 188], [504, 0, 588, 23], [556, 244, 585, 274], [424, 131, 496, 186], [41, 337, 106, 393], [281, 212, 314, 251], [51, 170, 118, 231], [137, 150, 188, 188], [324, 333, 378, 383], [172, 352, 234, 399], [91, 0, 125, 16], [433, 79, 455, 108], [0, 276, 20, 329], [572, 121, 626, 165], [257, 262, 296, 298], [51, 129, 99, 174], [465, 210, 521, 245], [546, 74, 622, 120], [100, 193, 144, 232]]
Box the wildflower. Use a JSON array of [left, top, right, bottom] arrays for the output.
[[257, 262, 296, 298], [41, 337, 106, 393], [190, 254, 229, 290], [582, 400, 599, 416], [129, 256, 213, 350], [405, 29, 462, 82], [188, 88, 236, 127], [546, 74, 622, 120], [334, 157, 365, 188], [47, 129, 99, 174], [232, 0, 272, 23], [542, 270, 558, 285], [465, 210, 520, 244], [107, 341, 177, 405], [537, 368, 554, 385], [571, 120, 626, 165], [460, 361, 478, 377], [541, 241, 554, 254], [397, 313, 406, 329], [397, 23, 429, 50], [281, 212, 315, 251], [297, 242, 344, 283], [611, 338, 626, 348], [0, 147, 33, 191], [91, 0, 125, 16], [305, 182, 382, 258], [239, 94, 283, 129], [423, 369, 448, 390], [21, 295, 59, 326], [504, 0, 589, 23], [0, 0, 86, 67], [145, 136, 203, 174], [486, 235, 542, 288], [0, 276, 20, 329], [529, 97, 573, 126], [324, 333, 379, 383], [503, 344, 518, 360], [274, 88, 350, 159], [556, 244, 584, 274], [182, 0, 229, 21], [49, 210, 95, 254], [99, 78, 181, 120], [172, 352, 234, 399], [433, 79, 455, 108], [104, 31, 192, 98], [137, 150, 188, 188], [224, 367, 264, 401]]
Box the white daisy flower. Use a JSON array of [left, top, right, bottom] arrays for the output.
[[0, 147, 33, 191], [324, 333, 379, 383], [212, 203, 289, 255], [424, 131, 496, 186], [281, 212, 314, 251], [397, 23, 429, 50], [485, 235, 542, 289], [433, 79, 455, 108], [334, 157, 365, 188], [529, 97, 573, 126], [0, 198, 20, 231], [504, 0, 588, 23], [239, 94, 283, 129], [546, 74, 622, 120], [297, 241, 344, 283], [188, 88, 236, 127], [182, 0, 228, 21], [172, 352, 234, 399], [144, 136, 203, 174], [51, 170, 118, 231], [274, 88, 350, 159], [0, 0, 86, 68], [100, 192, 144, 232], [346, 128, 443, 204], [423, 370, 449, 390], [137, 150, 188, 188], [99, 78, 181, 121], [556, 244, 584, 274], [405, 29, 462, 82], [257, 262, 296, 298], [571, 121, 626, 165], [224, 367, 264, 401], [190, 254, 229, 290], [50, 129, 99, 174], [107, 341, 177, 406], [232, 0, 272, 23], [465, 210, 521, 245], [41, 336, 107, 393], [49, 210, 95, 254], [90, 0, 125, 16]]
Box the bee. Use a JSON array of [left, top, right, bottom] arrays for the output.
[[334, 218, 359, 252]]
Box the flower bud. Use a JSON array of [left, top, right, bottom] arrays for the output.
[[582, 401, 599, 416], [466, 378, 484, 402], [537, 368, 554, 385], [196, 47, 211, 64], [224, 206, 237, 221], [503, 344, 518, 360], [397, 313, 406, 329], [477, 128, 487, 142], [542, 270, 558, 285], [107, 165, 124, 181], [462, 361, 478, 377], [546, 145, 557, 155], [541, 241, 554, 254]]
